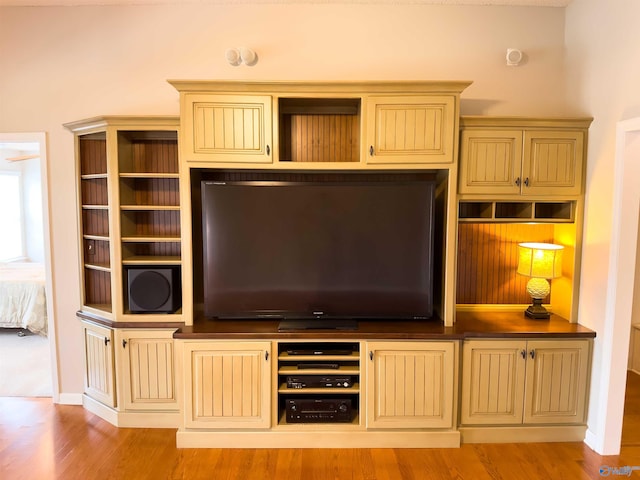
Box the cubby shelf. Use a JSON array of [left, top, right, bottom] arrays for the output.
[[458, 200, 575, 222]]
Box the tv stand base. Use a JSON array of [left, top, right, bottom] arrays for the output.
[[176, 429, 461, 449]]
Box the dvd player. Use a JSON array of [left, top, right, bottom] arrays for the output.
[[286, 375, 353, 389]]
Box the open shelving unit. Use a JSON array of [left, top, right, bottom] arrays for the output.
[[67, 117, 185, 321], [78, 132, 112, 314], [276, 341, 361, 427]]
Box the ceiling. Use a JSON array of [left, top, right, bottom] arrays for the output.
[[0, 0, 573, 7]]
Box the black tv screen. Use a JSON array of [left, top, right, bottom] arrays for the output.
[[201, 176, 436, 321]]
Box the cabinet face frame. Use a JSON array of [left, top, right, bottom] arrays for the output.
[[115, 329, 179, 412], [182, 341, 272, 429], [365, 341, 456, 429]]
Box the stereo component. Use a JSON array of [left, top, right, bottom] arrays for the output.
[[286, 376, 353, 389], [285, 398, 352, 423]]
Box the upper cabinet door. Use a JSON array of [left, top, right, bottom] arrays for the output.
[[365, 96, 456, 164], [182, 94, 273, 164], [522, 130, 584, 196], [458, 129, 524, 195]]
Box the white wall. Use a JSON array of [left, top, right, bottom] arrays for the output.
[[0, 4, 577, 404], [565, 0, 640, 455]]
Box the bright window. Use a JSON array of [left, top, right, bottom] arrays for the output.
[[0, 172, 24, 261]]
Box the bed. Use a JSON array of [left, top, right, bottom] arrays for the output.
[[0, 262, 47, 336]]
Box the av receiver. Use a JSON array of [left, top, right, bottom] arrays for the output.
[[286, 375, 353, 389], [285, 398, 352, 423]]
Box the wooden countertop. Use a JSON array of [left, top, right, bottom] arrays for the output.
[[172, 310, 596, 340]]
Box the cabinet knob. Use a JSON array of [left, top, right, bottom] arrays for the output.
[[529, 349, 535, 359], [265, 351, 269, 361], [515, 177, 521, 187], [122, 339, 127, 348], [266, 145, 271, 156], [520, 349, 526, 359], [369, 351, 373, 361], [369, 145, 374, 156], [104, 337, 110, 346], [524, 177, 530, 187]]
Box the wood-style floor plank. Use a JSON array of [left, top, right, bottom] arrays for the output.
[[2, 372, 640, 480]]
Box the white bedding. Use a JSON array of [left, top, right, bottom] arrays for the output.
[[0, 262, 47, 336]]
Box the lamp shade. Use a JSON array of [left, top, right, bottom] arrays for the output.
[[517, 242, 564, 279]]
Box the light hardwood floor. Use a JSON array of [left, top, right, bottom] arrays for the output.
[[2, 372, 640, 480]]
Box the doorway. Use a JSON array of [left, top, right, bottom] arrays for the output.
[[593, 118, 640, 454], [0, 132, 58, 400]]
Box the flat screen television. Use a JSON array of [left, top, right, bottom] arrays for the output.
[[200, 173, 437, 328]]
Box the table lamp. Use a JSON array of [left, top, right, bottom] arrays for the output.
[[517, 242, 564, 320]]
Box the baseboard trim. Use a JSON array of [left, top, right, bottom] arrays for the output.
[[459, 425, 587, 443], [57, 393, 83, 405], [176, 429, 461, 448]]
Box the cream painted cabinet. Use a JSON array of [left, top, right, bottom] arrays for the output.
[[182, 341, 272, 429], [115, 329, 178, 412], [365, 341, 456, 429], [82, 320, 116, 408], [180, 94, 273, 163], [458, 118, 591, 197], [630, 325, 640, 374], [460, 339, 591, 426], [365, 96, 457, 165]]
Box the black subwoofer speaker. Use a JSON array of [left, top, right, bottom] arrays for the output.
[[127, 267, 181, 313]]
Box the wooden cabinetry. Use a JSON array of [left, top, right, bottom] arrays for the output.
[[365, 341, 456, 429], [180, 94, 273, 164], [170, 81, 469, 168], [460, 339, 591, 427], [366, 95, 456, 164], [66, 116, 187, 322], [182, 341, 272, 429], [115, 329, 178, 412], [630, 324, 640, 374], [81, 319, 180, 427], [82, 320, 116, 408], [458, 117, 591, 197]]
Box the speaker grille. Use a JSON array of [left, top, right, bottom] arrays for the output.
[[127, 268, 180, 313]]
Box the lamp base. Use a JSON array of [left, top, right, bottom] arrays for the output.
[[524, 298, 550, 320]]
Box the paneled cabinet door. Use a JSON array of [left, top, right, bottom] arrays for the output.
[[460, 340, 527, 425], [182, 94, 273, 163], [82, 321, 116, 408], [116, 330, 178, 411], [458, 129, 524, 195], [461, 339, 591, 426], [458, 127, 584, 196], [522, 130, 584, 196], [365, 341, 455, 429], [523, 339, 590, 424], [365, 96, 456, 164], [183, 341, 272, 429]]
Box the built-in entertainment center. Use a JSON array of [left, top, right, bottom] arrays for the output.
[[68, 81, 595, 448]]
